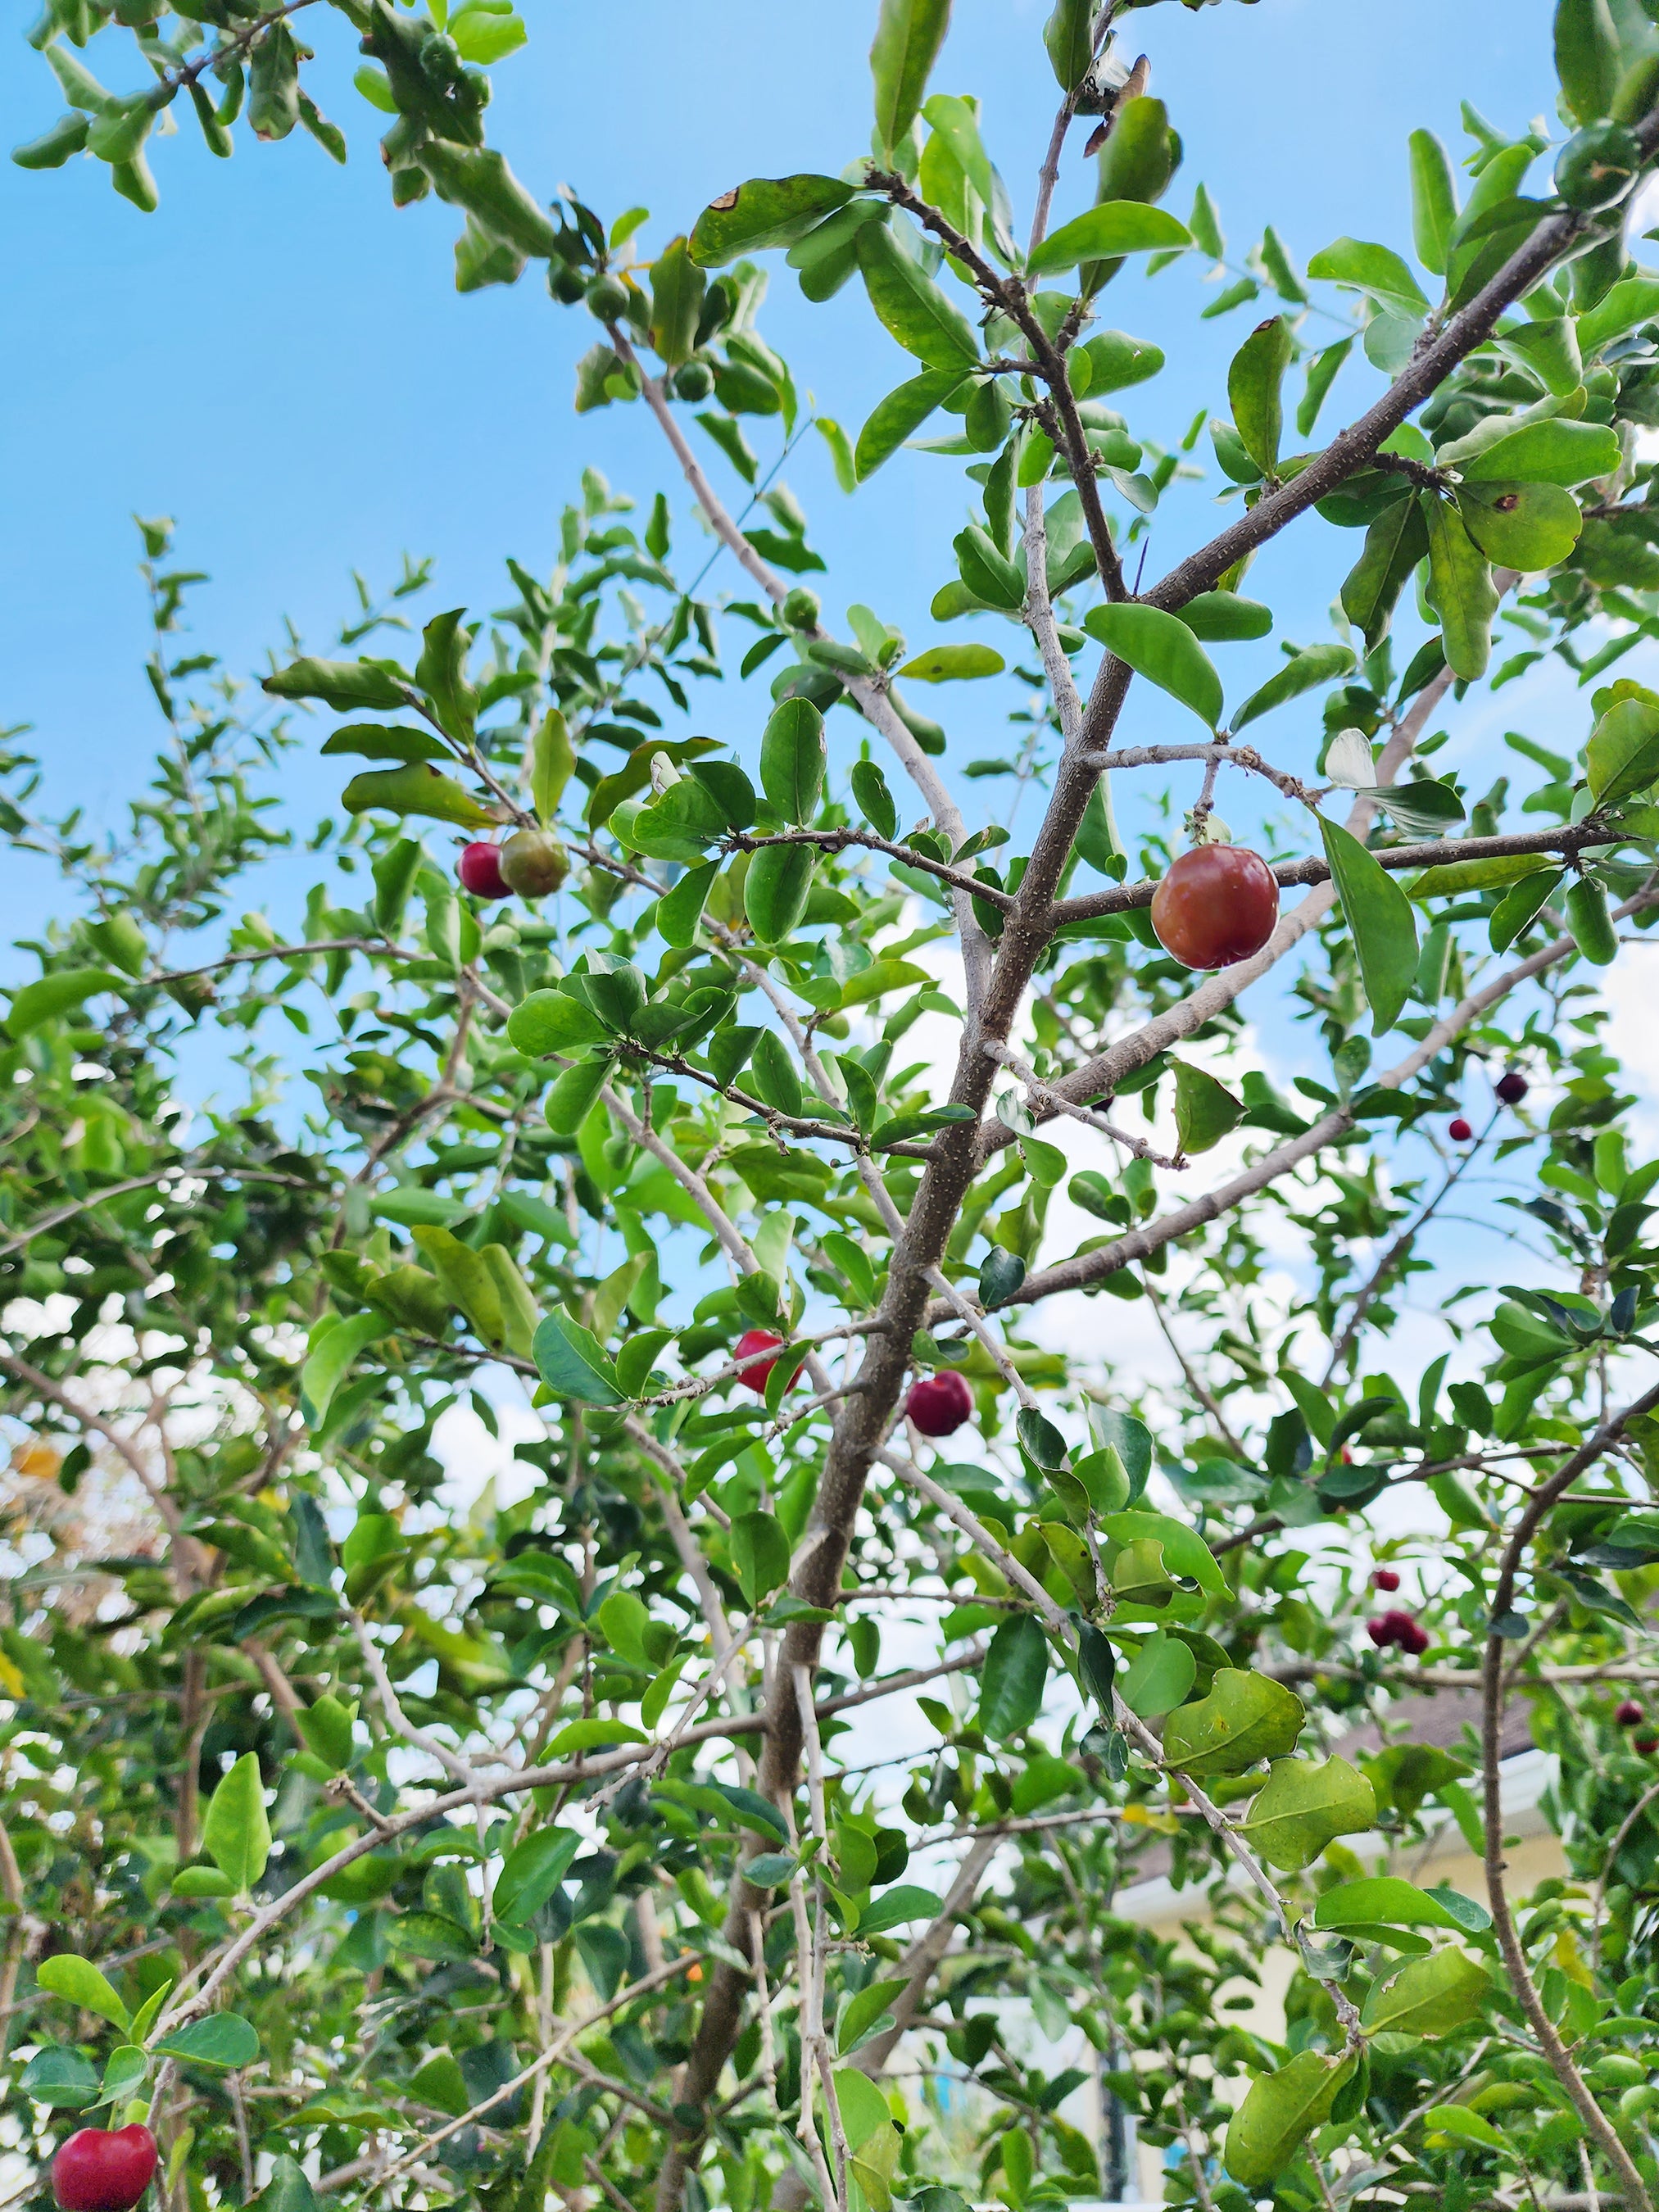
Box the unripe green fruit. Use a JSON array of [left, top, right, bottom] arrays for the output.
[[780, 587, 820, 632], [499, 829, 569, 899], [585, 273, 630, 323], [1555, 121, 1642, 211], [672, 359, 715, 401], [1593, 2054, 1646, 2090], [549, 261, 588, 306]]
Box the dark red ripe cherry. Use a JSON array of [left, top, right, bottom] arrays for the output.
[[1366, 1616, 1394, 1648], [1448, 1117, 1474, 1143], [1495, 1071, 1530, 1106], [733, 1329, 784, 1394], [458, 842, 510, 900], [1372, 1567, 1401, 1593], [1149, 844, 1281, 971], [906, 1370, 973, 1438], [1638, 1735, 1659, 1756], [1616, 1700, 1646, 1728], [1398, 1619, 1430, 1657], [53, 2127, 159, 2212]]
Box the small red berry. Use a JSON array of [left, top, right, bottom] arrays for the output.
[[1149, 844, 1281, 972], [1367, 1616, 1397, 1648], [733, 1329, 785, 1395], [53, 2128, 159, 2212], [1398, 1620, 1430, 1657], [1616, 1700, 1646, 1728], [458, 841, 510, 900], [1448, 1117, 1474, 1142], [1495, 1071, 1530, 1106], [1637, 1735, 1659, 1756], [906, 1370, 974, 1438], [1372, 1567, 1401, 1593]]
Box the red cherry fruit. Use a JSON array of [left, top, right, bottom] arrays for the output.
[[906, 1370, 973, 1438], [458, 842, 510, 900], [733, 1329, 784, 1395], [1149, 845, 1281, 972], [1366, 1616, 1396, 1648], [1495, 1071, 1530, 1106], [1616, 1700, 1646, 1727], [1448, 1117, 1474, 1142], [1398, 1620, 1430, 1657], [1372, 1567, 1401, 1593], [53, 2127, 159, 2212], [1638, 1735, 1659, 1756]]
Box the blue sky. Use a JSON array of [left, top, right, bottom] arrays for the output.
[[1, 0, 1561, 964]]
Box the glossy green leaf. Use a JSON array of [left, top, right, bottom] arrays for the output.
[[869, 0, 952, 156], [1224, 2052, 1356, 2188], [542, 1054, 614, 1137], [154, 2012, 261, 2068], [857, 224, 980, 370], [899, 643, 1005, 682], [299, 1311, 388, 1428], [1227, 316, 1292, 475], [1460, 418, 1621, 486], [978, 1613, 1048, 1739], [691, 175, 855, 265], [1556, 0, 1620, 125], [1161, 1668, 1305, 1777], [649, 235, 705, 366], [759, 698, 827, 824], [1172, 1060, 1244, 1155], [493, 1826, 581, 1924], [955, 524, 1024, 611], [854, 367, 969, 478], [1119, 1632, 1197, 1719], [202, 1752, 271, 1892], [1457, 479, 1583, 570], [1409, 129, 1458, 275], [1232, 641, 1356, 732], [1306, 236, 1430, 320], [731, 1510, 791, 1607], [850, 760, 898, 840], [294, 1693, 356, 1773], [1498, 315, 1584, 397], [19, 2047, 99, 2109], [1237, 1755, 1376, 1872], [745, 844, 818, 942], [1361, 1947, 1489, 2035], [508, 990, 610, 1058], [5, 968, 123, 1039], [341, 764, 496, 828], [1027, 201, 1191, 275], [1566, 876, 1619, 965], [858, 1883, 943, 1934], [1316, 1877, 1492, 1933], [1321, 815, 1418, 1035], [1176, 592, 1273, 642], [1577, 274, 1659, 355], [419, 144, 561, 258], [1587, 696, 1659, 805], [533, 1311, 623, 1405], [1042, 0, 1094, 89], [1423, 496, 1498, 681], [1084, 604, 1223, 729], [36, 1955, 131, 2033], [1342, 497, 1430, 652], [1425, 2105, 1507, 2150]]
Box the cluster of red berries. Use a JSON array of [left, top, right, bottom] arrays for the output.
[[1448, 1073, 1528, 1144], [1365, 1570, 1429, 1655], [732, 1331, 975, 1437], [1613, 1698, 1659, 1752], [53, 2127, 158, 2212]]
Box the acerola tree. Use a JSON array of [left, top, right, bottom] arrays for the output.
[[11, 6, 1659, 2212]]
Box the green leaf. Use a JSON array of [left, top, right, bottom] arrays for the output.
[[247, 2157, 320, 2212], [855, 366, 970, 478], [11, 111, 92, 170], [493, 1827, 581, 1924], [657, 860, 719, 949], [1320, 816, 1419, 1036], [979, 1614, 1049, 1740], [1079, 329, 1166, 394], [1172, 1061, 1244, 1155], [691, 175, 855, 266], [1085, 603, 1222, 729], [415, 608, 478, 742], [1231, 641, 1356, 732], [1101, 1508, 1223, 1593], [1306, 236, 1430, 320], [20, 2047, 101, 2109], [341, 764, 496, 828], [1316, 1877, 1491, 1933], [1224, 2052, 1356, 2189], [202, 1752, 271, 1893], [1423, 497, 1497, 681], [533, 1311, 623, 1405], [731, 1510, 791, 1607], [1237, 1755, 1376, 1872], [550, 1717, 645, 1753], [293, 1694, 356, 1773], [1177, 592, 1273, 642], [1161, 1668, 1304, 1777], [899, 643, 1005, 682], [1120, 1632, 1197, 1719], [530, 709, 575, 824], [1361, 1947, 1489, 2036], [858, 1883, 944, 1934], [419, 143, 561, 257], [759, 698, 827, 824], [1227, 316, 1293, 475], [869, 0, 953, 158], [1043, 0, 1095, 90], [5, 968, 123, 1039], [300, 1312, 388, 1427], [1556, 0, 1620, 125], [320, 723, 449, 764], [1342, 499, 1430, 653], [542, 1054, 614, 1137], [745, 845, 818, 942], [857, 224, 980, 369], [1027, 202, 1192, 275], [955, 524, 1025, 611], [153, 2012, 261, 2069], [508, 990, 610, 1058], [1460, 418, 1620, 487], [1588, 696, 1659, 805], [649, 235, 705, 366], [36, 1956, 131, 2033], [750, 1030, 805, 1117], [850, 760, 898, 840], [1457, 479, 1583, 571], [1424, 2106, 1507, 2151], [1577, 275, 1659, 355], [1566, 876, 1619, 965], [1409, 129, 1458, 275]]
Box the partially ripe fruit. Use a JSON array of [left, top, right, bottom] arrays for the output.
[[1149, 844, 1281, 971], [499, 829, 569, 900], [1448, 1117, 1473, 1143], [585, 273, 630, 321], [906, 1370, 973, 1438], [734, 1329, 784, 1394], [1616, 1700, 1646, 1727], [458, 842, 510, 900], [1371, 1567, 1401, 1593], [53, 2127, 159, 2212], [1495, 1071, 1530, 1105]]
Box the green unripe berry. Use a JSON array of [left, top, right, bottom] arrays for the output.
[[585, 273, 630, 323], [672, 359, 715, 401], [549, 261, 588, 306], [781, 587, 820, 632], [1555, 121, 1642, 211]]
